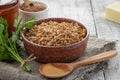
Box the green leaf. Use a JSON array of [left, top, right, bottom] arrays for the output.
[[0, 24, 5, 44], [0, 15, 33, 73], [0, 24, 4, 34], [0, 46, 5, 54], [13, 13, 22, 29], [11, 32, 19, 42], [23, 18, 36, 29], [0, 17, 8, 28], [0, 17, 8, 41], [0, 53, 13, 61], [3, 22, 8, 41], [11, 13, 23, 43]]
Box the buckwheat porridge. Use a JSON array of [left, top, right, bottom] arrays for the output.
[[25, 21, 87, 46]]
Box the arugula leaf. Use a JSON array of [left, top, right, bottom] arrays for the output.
[[0, 18, 11, 61], [0, 17, 8, 43], [23, 18, 36, 29], [0, 50, 13, 61], [0, 14, 36, 73], [2, 19, 8, 41], [0, 24, 4, 43], [14, 13, 23, 29], [0, 17, 8, 27]]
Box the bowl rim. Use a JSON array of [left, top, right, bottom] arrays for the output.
[[0, 0, 19, 13], [21, 18, 89, 48], [19, 1, 49, 14]]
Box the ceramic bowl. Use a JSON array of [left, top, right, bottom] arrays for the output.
[[21, 18, 89, 63], [19, 1, 49, 23], [0, 0, 19, 36]]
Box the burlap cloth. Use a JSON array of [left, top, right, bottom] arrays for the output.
[[0, 37, 116, 80]]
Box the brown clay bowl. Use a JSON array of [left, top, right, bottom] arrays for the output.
[[0, 0, 19, 36], [21, 18, 89, 63]]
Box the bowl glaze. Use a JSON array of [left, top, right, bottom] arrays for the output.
[[22, 18, 89, 63]]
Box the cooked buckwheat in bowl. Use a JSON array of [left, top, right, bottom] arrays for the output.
[[22, 18, 89, 63]]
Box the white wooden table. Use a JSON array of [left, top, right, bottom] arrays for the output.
[[20, 0, 120, 80]]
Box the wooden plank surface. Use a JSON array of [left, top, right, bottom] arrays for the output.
[[91, 0, 120, 40], [91, 0, 120, 80]]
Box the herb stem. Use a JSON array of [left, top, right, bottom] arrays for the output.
[[4, 44, 32, 73]]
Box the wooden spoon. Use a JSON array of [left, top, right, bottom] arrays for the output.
[[39, 50, 117, 78]]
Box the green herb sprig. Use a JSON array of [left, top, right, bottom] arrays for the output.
[[0, 13, 35, 73]]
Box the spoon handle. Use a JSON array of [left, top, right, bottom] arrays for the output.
[[71, 50, 117, 68]]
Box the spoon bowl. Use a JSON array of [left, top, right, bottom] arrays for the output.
[[39, 50, 117, 78], [39, 63, 72, 78]]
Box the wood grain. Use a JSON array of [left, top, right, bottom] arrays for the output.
[[91, 0, 120, 80], [91, 0, 120, 40]]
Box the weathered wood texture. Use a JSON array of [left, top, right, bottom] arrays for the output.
[[91, 0, 120, 80], [91, 0, 120, 40]]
